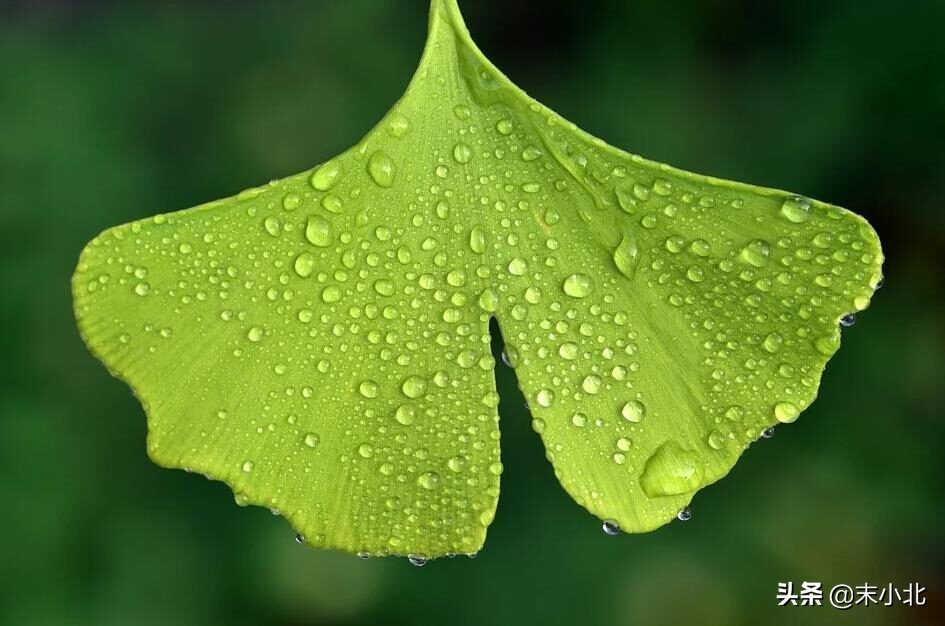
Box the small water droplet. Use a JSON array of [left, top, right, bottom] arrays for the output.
[[408, 554, 428, 567], [602, 520, 620, 536], [676, 506, 692, 522], [840, 313, 856, 327]]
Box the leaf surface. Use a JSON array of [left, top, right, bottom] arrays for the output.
[[73, 0, 883, 558]]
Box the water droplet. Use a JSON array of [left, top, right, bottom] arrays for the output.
[[469, 226, 486, 253], [367, 150, 396, 188], [676, 506, 692, 522], [282, 192, 302, 212], [402, 376, 427, 399], [739, 240, 771, 267], [774, 401, 800, 423], [508, 258, 528, 276], [134, 282, 151, 296], [417, 472, 440, 490], [374, 279, 395, 297], [294, 252, 315, 278], [602, 520, 620, 536], [840, 313, 856, 327], [241, 460, 254, 473], [521, 145, 542, 161], [613, 235, 641, 280], [387, 113, 410, 138], [496, 119, 513, 135], [395, 404, 417, 426], [536, 389, 555, 407], [639, 442, 704, 497], [571, 413, 588, 427], [358, 443, 374, 458], [408, 554, 428, 567], [478, 288, 498, 312], [563, 273, 592, 298], [322, 286, 342, 303], [724, 405, 744, 421], [686, 266, 705, 283], [295, 533, 305, 544], [264, 216, 281, 237], [582, 375, 602, 395], [310, 160, 344, 191], [621, 400, 646, 423], [780, 196, 812, 223], [761, 427, 775, 439], [247, 327, 264, 342], [453, 142, 473, 164], [707, 430, 725, 450], [359, 380, 379, 399], [559, 342, 579, 360], [304, 433, 320, 448], [305, 215, 332, 247], [762, 332, 783, 353]]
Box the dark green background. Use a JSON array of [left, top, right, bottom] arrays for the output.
[[1, 1, 942, 625]]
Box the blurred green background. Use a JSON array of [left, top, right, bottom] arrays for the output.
[[1, 0, 943, 625]]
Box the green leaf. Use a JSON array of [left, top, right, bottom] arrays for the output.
[[72, 0, 883, 559]]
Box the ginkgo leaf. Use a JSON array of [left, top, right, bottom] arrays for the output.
[[72, 0, 883, 560]]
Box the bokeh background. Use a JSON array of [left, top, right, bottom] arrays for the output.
[[1, 0, 943, 625]]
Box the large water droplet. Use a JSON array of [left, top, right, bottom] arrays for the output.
[[367, 150, 396, 188], [563, 273, 592, 298], [508, 258, 528, 276], [294, 252, 315, 278], [780, 196, 812, 223], [639, 441, 704, 497], [453, 142, 473, 164], [613, 235, 641, 280], [417, 472, 440, 490], [305, 215, 332, 247], [310, 160, 344, 191], [359, 380, 379, 399], [774, 401, 800, 423], [402, 376, 427, 399], [739, 240, 771, 267], [621, 400, 646, 423], [469, 226, 486, 254]]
